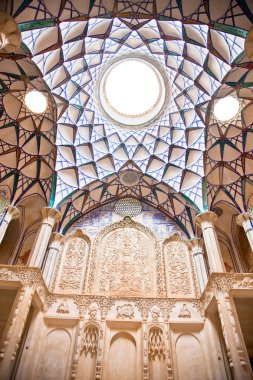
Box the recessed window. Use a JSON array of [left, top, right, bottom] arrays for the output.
[[214, 96, 240, 122], [99, 58, 166, 127], [24, 91, 48, 114]]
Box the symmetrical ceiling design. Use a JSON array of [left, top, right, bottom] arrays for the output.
[[0, 0, 253, 235]]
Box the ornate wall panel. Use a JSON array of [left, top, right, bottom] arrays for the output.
[[54, 230, 90, 294], [164, 233, 198, 297], [88, 218, 165, 297]]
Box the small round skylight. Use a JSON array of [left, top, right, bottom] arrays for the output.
[[99, 58, 166, 127], [114, 198, 142, 217], [25, 91, 48, 114], [214, 96, 240, 122]]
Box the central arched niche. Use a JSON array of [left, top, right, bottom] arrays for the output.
[[87, 217, 165, 297], [108, 332, 137, 380]]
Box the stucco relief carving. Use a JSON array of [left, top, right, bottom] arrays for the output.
[[116, 304, 135, 319], [88, 218, 165, 297], [0, 189, 8, 222], [148, 327, 165, 359], [57, 299, 70, 314], [81, 325, 99, 355], [163, 233, 198, 297], [54, 229, 90, 294], [178, 303, 191, 318]]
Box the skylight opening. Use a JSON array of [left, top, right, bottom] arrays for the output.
[[99, 57, 166, 127], [213, 96, 240, 122], [24, 91, 48, 114]]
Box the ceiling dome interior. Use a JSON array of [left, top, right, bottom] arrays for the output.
[[0, 0, 253, 235]]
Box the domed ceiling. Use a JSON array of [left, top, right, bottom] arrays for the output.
[[0, 0, 253, 235]]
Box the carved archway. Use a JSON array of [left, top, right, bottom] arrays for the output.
[[87, 217, 165, 297]]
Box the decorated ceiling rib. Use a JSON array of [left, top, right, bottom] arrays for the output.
[[0, 0, 252, 228]]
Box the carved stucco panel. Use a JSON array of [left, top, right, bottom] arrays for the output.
[[54, 230, 90, 294], [164, 234, 197, 297], [87, 218, 165, 297]]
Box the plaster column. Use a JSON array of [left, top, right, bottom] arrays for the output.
[[188, 238, 208, 292], [28, 207, 61, 268], [0, 205, 20, 244], [216, 292, 253, 380], [195, 211, 225, 273], [42, 232, 64, 287]]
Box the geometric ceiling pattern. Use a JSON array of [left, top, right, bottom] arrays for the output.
[[0, 56, 56, 204], [0, 0, 253, 234]]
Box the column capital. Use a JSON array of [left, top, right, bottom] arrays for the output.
[[4, 205, 20, 223], [41, 207, 61, 227], [48, 232, 65, 249], [195, 211, 217, 227], [236, 212, 251, 228], [187, 238, 204, 255]]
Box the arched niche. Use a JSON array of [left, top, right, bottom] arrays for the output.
[[234, 223, 252, 272], [0, 218, 20, 264], [13, 194, 47, 264], [176, 334, 206, 380], [148, 326, 167, 380], [54, 229, 90, 294], [39, 329, 71, 380], [212, 201, 246, 272], [76, 324, 99, 380], [163, 233, 198, 297], [87, 217, 165, 297], [216, 228, 236, 272], [108, 332, 137, 380]]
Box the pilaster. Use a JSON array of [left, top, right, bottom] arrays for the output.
[[0, 286, 33, 379], [216, 292, 253, 380]]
